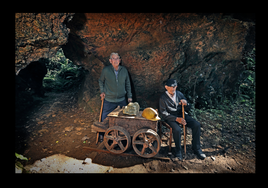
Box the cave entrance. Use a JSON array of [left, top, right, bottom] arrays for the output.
[[15, 48, 87, 158], [15, 47, 86, 125]]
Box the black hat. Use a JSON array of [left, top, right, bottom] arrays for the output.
[[165, 79, 177, 87]]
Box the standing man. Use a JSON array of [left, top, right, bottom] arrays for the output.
[[159, 79, 206, 160], [98, 52, 132, 141]]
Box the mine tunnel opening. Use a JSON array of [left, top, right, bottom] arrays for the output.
[[15, 47, 87, 158], [15, 47, 86, 121]]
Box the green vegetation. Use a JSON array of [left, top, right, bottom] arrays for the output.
[[190, 49, 255, 154], [43, 48, 85, 92], [195, 100, 255, 154], [191, 48, 255, 112], [236, 48, 255, 105], [15, 153, 28, 173]]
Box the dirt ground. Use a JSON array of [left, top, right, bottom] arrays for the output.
[[15, 91, 256, 173]]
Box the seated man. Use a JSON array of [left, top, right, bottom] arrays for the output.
[[159, 79, 206, 160]]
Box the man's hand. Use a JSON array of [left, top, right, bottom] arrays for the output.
[[100, 92, 105, 100], [176, 117, 187, 126], [180, 99, 187, 106], [128, 98, 132, 103]]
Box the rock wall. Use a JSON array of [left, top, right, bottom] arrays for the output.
[[15, 13, 74, 116], [62, 13, 255, 110], [15, 13, 74, 72], [15, 13, 255, 111]]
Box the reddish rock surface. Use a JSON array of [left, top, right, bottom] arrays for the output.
[[62, 13, 255, 109], [15, 13, 255, 110], [15, 13, 74, 72]]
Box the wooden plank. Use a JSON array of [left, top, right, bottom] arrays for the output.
[[91, 124, 107, 132], [107, 106, 123, 117], [108, 109, 148, 120], [108, 113, 144, 120]]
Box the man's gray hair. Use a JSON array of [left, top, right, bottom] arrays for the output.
[[110, 52, 120, 59]]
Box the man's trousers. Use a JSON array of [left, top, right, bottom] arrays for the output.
[[166, 114, 201, 152], [101, 99, 127, 122]]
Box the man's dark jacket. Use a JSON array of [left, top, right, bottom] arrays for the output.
[[159, 90, 190, 122]]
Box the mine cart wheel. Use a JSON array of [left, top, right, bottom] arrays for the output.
[[132, 128, 161, 158], [104, 126, 131, 154]]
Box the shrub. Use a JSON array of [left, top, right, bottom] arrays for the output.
[[43, 48, 85, 92]]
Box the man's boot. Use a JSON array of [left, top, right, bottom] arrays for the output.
[[174, 147, 183, 161], [193, 149, 206, 160]]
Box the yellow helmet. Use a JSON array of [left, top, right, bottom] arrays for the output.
[[142, 107, 161, 121]]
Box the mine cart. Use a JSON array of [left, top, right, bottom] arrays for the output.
[[92, 106, 161, 158]]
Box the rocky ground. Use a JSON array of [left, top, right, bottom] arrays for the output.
[[15, 90, 255, 173]]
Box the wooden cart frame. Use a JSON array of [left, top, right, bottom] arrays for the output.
[[92, 106, 166, 158]]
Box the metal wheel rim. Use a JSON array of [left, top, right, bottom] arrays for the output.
[[104, 126, 131, 154], [132, 128, 161, 158]]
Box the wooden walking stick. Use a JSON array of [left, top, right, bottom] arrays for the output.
[[99, 98, 104, 122], [182, 103, 187, 156], [179, 101, 187, 157], [96, 98, 104, 144]]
